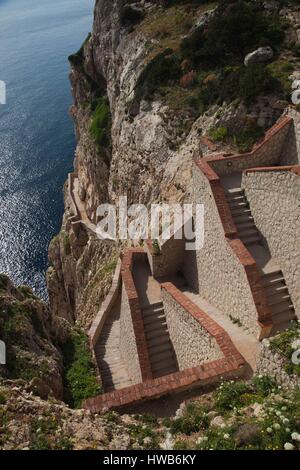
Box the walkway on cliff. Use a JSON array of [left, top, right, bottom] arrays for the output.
[[94, 292, 133, 392]]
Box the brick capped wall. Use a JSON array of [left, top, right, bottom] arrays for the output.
[[188, 162, 270, 336], [162, 284, 224, 369], [84, 282, 245, 413], [206, 115, 292, 176], [120, 249, 152, 382], [242, 167, 300, 317]]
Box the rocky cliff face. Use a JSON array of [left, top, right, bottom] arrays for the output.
[[47, 0, 300, 328], [0, 274, 69, 399]]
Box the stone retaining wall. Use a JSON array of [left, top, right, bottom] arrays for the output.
[[242, 167, 300, 316], [257, 340, 300, 389], [282, 107, 300, 165], [119, 285, 143, 384], [145, 236, 185, 279], [120, 249, 153, 382], [187, 163, 265, 336], [84, 279, 245, 413], [88, 259, 122, 348], [162, 284, 224, 370], [206, 116, 292, 176]]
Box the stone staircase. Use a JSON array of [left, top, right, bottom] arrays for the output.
[[261, 270, 296, 330], [95, 307, 132, 392], [225, 187, 296, 331], [141, 301, 179, 378], [225, 188, 261, 247]]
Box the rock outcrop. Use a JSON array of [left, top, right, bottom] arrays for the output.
[[48, 0, 297, 329]]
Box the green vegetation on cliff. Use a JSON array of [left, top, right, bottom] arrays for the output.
[[61, 330, 101, 408], [131, 0, 290, 118]]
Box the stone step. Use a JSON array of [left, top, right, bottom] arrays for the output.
[[141, 301, 163, 312], [226, 193, 245, 202], [272, 308, 296, 325], [228, 198, 249, 210], [270, 302, 294, 316], [152, 363, 178, 378], [240, 235, 261, 246], [143, 313, 166, 325], [232, 212, 253, 222], [237, 227, 259, 237], [149, 341, 173, 357], [144, 321, 167, 334], [235, 219, 256, 230], [268, 293, 291, 307], [146, 332, 171, 347], [266, 285, 289, 298], [262, 270, 283, 280], [150, 354, 175, 370], [229, 202, 248, 211], [231, 208, 252, 218], [142, 307, 165, 319], [226, 188, 243, 195]]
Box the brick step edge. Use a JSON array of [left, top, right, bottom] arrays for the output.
[[83, 356, 245, 413]]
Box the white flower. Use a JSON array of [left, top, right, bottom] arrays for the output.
[[274, 423, 281, 430], [291, 339, 300, 350], [286, 428, 291, 433], [291, 432, 300, 442], [281, 406, 287, 411], [275, 411, 282, 417], [223, 434, 230, 440], [267, 428, 272, 434], [282, 418, 289, 425], [284, 443, 295, 450]]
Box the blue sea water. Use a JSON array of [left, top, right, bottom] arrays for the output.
[[0, 0, 95, 298]]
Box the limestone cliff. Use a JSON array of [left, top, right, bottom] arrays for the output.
[[47, 0, 300, 328]]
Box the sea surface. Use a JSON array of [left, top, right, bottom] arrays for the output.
[[0, 0, 95, 298]]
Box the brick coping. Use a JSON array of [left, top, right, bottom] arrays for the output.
[[121, 249, 153, 381], [193, 160, 273, 332], [203, 115, 292, 167], [244, 164, 300, 177], [193, 117, 295, 334], [161, 282, 244, 363], [83, 269, 245, 413]]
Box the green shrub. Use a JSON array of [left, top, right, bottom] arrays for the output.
[[181, 1, 285, 66], [0, 274, 9, 292], [128, 423, 160, 449], [152, 240, 161, 256], [270, 324, 300, 376], [215, 381, 250, 411], [61, 330, 102, 408], [90, 98, 111, 148], [133, 49, 181, 105], [209, 126, 228, 142], [121, 6, 144, 27], [252, 375, 277, 397], [0, 391, 7, 405], [61, 231, 71, 255], [170, 403, 209, 435]]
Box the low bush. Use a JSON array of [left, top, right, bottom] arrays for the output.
[[270, 323, 300, 376], [61, 330, 102, 408], [121, 6, 144, 27], [90, 97, 111, 148]]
